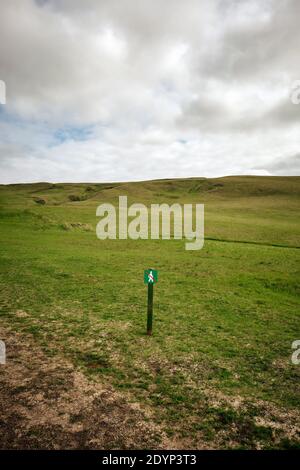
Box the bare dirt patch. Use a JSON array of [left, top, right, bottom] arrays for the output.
[[1, 325, 299, 450], [0, 326, 162, 449]]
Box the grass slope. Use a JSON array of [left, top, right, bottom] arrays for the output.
[[0, 176, 299, 449]]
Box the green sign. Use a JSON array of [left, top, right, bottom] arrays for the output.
[[144, 269, 158, 284]]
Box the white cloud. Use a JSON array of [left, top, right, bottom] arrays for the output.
[[0, 0, 299, 182]]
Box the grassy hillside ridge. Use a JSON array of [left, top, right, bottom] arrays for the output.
[[0, 176, 299, 247], [1, 175, 300, 200], [0, 176, 299, 449]]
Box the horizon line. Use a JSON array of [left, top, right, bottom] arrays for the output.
[[1, 174, 299, 186]]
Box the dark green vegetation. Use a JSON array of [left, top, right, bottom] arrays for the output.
[[0, 176, 299, 448]]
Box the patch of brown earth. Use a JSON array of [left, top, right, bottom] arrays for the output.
[[0, 326, 162, 449], [1, 325, 299, 450]]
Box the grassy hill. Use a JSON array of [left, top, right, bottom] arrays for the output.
[[0, 176, 299, 449], [1, 175, 300, 245]]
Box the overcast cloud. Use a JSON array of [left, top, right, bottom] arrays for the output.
[[0, 0, 299, 183]]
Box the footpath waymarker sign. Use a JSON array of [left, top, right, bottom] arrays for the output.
[[144, 269, 158, 335], [144, 269, 158, 285]]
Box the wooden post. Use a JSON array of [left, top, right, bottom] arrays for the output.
[[147, 282, 153, 335], [144, 269, 157, 336]]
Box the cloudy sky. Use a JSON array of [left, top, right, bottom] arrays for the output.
[[0, 0, 299, 183]]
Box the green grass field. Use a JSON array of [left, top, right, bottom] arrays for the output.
[[0, 176, 299, 449]]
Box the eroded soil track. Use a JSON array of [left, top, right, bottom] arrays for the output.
[[0, 326, 162, 449], [1, 325, 299, 450]]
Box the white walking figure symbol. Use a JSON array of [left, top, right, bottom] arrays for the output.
[[148, 270, 154, 283]]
